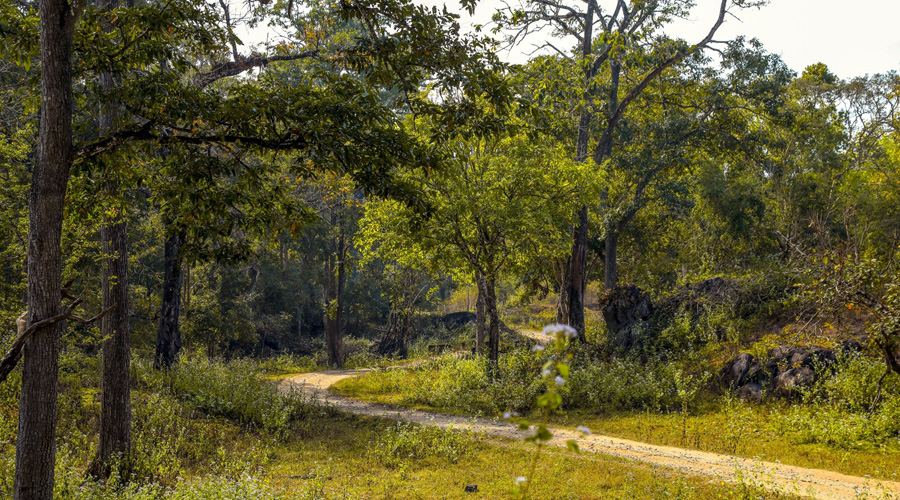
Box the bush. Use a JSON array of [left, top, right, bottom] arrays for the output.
[[134, 356, 313, 437]]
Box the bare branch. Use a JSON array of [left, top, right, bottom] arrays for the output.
[[192, 50, 319, 89]]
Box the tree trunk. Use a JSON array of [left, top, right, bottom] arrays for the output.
[[98, 210, 131, 471], [323, 228, 344, 368], [484, 275, 500, 364], [154, 231, 184, 369], [16, 0, 78, 497], [565, 207, 588, 338], [604, 228, 618, 290], [96, 0, 132, 474], [475, 274, 485, 354], [558, 3, 594, 333]]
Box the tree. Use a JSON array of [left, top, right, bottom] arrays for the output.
[[360, 121, 591, 362], [15, 0, 80, 497], [497, 0, 765, 335]]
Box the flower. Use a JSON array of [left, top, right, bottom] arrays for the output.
[[542, 368, 552, 377], [577, 425, 592, 435], [503, 411, 512, 419], [542, 323, 577, 339], [515, 477, 527, 485], [554, 375, 565, 386], [531, 344, 545, 352]]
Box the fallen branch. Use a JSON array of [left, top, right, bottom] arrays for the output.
[[0, 297, 116, 384]]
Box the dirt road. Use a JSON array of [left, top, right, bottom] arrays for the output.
[[279, 368, 900, 500]]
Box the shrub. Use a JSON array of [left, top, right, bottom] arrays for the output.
[[370, 422, 475, 468], [134, 356, 313, 437]]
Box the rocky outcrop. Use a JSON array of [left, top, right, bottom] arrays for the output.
[[720, 343, 861, 400], [600, 284, 654, 352]]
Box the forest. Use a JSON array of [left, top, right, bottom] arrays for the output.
[[1, 0, 900, 498]]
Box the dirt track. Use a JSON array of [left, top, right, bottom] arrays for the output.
[[279, 368, 900, 500]]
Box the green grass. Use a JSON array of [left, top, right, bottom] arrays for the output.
[[333, 366, 900, 482], [1, 354, 806, 499]]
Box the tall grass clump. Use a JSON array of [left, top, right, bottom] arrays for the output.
[[134, 355, 313, 436], [775, 352, 900, 448]]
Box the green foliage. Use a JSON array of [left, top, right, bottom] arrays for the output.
[[370, 422, 475, 468], [134, 356, 314, 437]]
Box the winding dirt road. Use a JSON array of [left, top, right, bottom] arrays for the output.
[[279, 365, 900, 500]]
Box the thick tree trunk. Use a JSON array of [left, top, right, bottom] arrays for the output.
[[98, 210, 131, 471], [475, 275, 485, 354], [565, 207, 588, 338], [155, 231, 184, 369], [16, 0, 78, 497], [97, 0, 132, 473], [484, 275, 500, 364]]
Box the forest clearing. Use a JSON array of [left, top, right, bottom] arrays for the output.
[[2, 0, 900, 498]]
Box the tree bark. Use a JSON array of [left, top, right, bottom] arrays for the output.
[[96, 0, 132, 474], [475, 274, 485, 354], [323, 224, 344, 368], [483, 275, 500, 364], [154, 231, 184, 369], [16, 0, 78, 497], [559, 2, 594, 334], [604, 227, 618, 290]]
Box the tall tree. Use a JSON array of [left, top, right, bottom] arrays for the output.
[[15, 0, 80, 497], [498, 0, 763, 335], [96, 0, 133, 474]]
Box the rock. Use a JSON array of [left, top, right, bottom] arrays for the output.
[[721, 344, 846, 400], [464, 484, 478, 493], [775, 366, 816, 398], [841, 339, 864, 353], [437, 311, 476, 329], [601, 284, 654, 352], [720, 353, 759, 388], [736, 382, 764, 403]]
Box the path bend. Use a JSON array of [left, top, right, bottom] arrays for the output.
[[279, 369, 900, 500]]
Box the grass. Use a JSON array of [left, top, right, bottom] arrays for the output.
[[263, 412, 801, 499], [333, 365, 900, 482], [1, 353, 808, 499]]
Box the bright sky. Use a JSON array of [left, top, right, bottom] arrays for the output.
[[239, 0, 900, 79], [423, 0, 900, 79]]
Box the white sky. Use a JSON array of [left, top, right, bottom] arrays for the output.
[[240, 0, 900, 79]]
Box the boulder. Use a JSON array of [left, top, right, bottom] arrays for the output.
[[736, 382, 764, 403], [601, 284, 654, 352], [774, 366, 816, 398], [720, 343, 854, 401], [436, 311, 476, 329]]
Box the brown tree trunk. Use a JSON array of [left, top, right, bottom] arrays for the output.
[[604, 228, 618, 290], [15, 0, 78, 497], [154, 231, 184, 369], [484, 275, 500, 364], [565, 207, 588, 338], [475, 274, 485, 354], [96, 0, 132, 474], [559, 2, 594, 334], [323, 226, 344, 368]]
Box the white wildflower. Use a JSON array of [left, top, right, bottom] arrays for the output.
[[542, 368, 552, 377], [542, 323, 577, 339], [515, 477, 527, 485], [531, 344, 545, 352], [577, 426, 592, 435], [555, 375, 565, 386]]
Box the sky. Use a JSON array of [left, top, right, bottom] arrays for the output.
[[239, 0, 900, 79], [417, 0, 900, 79]]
